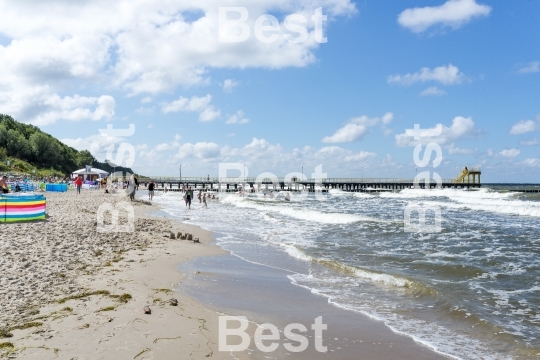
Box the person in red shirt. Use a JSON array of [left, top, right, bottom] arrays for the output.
[[74, 176, 83, 194]]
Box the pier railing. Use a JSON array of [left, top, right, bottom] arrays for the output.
[[138, 176, 459, 184]]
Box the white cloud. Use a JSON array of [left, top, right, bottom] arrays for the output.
[[420, 86, 446, 96], [155, 143, 173, 152], [223, 79, 239, 93], [520, 138, 540, 146], [176, 142, 221, 160], [322, 123, 368, 143], [136, 106, 155, 115], [162, 94, 220, 122], [448, 143, 475, 154], [199, 107, 221, 122], [388, 64, 466, 86], [0, 0, 356, 123], [343, 150, 377, 162], [61, 134, 123, 161], [226, 110, 250, 125], [521, 158, 540, 167], [398, 0, 491, 33], [322, 113, 393, 143], [0, 84, 115, 126], [288, 145, 376, 164], [509, 119, 539, 135], [395, 116, 476, 147], [162, 95, 211, 113], [226, 133, 235, 137], [498, 148, 520, 158], [141, 97, 153, 104], [518, 61, 540, 74], [382, 112, 394, 124]]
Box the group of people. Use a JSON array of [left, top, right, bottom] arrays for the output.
[[181, 187, 214, 209], [109, 178, 218, 208]]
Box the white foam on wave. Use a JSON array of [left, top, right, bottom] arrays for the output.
[[380, 188, 517, 200], [221, 195, 380, 224], [283, 245, 313, 262], [353, 192, 375, 199], [381, 188, 540, 218], [426, 198, 540, 218], [314, 258, 414, 288]]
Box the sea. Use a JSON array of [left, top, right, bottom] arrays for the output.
[[152, 185, 540, 360]]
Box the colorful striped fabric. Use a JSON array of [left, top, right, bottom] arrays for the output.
[[0, 194, 46, 222]]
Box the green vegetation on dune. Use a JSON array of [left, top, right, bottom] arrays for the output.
[[0, 114, 136, 176]]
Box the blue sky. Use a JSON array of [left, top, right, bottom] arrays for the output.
[[0, 0, 538, 182]]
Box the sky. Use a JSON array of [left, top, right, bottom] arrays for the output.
[[0, 0, 538, 182]]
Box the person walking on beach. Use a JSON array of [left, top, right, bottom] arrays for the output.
[[148, 180, 155, 201], [185, 186, 193, 209], [128, 174, 136, 201], [74, 176, 82, 194]]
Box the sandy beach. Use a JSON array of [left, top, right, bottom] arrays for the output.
[[0, 191, 255, 359], [0, 190, 452, 360]]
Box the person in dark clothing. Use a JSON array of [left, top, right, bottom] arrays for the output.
[[185, 186, 193, 209], [148, 180, 155, 201]]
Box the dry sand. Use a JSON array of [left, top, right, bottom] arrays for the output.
[[0, 190, 253, 359]]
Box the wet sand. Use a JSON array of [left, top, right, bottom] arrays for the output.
[[178, 254, 452, 360]]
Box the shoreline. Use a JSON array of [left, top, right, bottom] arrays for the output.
[[155, 193, 455, 359]]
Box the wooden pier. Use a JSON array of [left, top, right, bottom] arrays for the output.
[[138, 177, 482, 193]]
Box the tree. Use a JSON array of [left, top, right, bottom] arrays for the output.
[[76, 150, 95, 169], [29, 132, 64, 167], [0, 147, 7, 162], [7, 129, 31, 159], [0, 123, 8, 148]]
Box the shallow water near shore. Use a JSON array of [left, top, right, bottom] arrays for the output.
[[153, 185, 540, 359]]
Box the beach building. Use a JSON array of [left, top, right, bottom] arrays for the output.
[[71, 167, 109, 181]]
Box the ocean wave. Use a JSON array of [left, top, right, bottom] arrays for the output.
[[221, 195, 381, 224], [425, 198, 540, 218], [314, 258, 432, 291], [377, 188, 540, 218], [353, 192, 375, 198], [380, 188, 517, 200]]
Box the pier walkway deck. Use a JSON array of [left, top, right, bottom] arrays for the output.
[[138, 177, 482, 193]]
